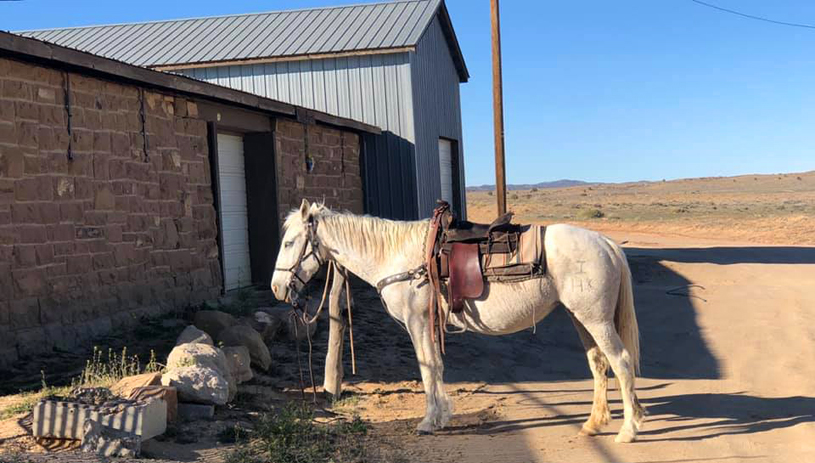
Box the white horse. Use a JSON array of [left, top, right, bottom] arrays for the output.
[[271, 200, 645, 443]]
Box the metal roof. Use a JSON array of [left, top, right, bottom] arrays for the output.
[[0, 31, 381, 134], [17, 0, 468, 81]]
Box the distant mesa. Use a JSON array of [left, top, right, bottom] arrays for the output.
[[466, 180, 595, 192]]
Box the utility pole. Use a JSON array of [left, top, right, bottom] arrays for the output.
[[491, 0, 507, 216]]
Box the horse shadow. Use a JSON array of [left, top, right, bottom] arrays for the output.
[[433, 390, 815, 441], [296, 244, 815, 446], [439, 245, 724, 383]]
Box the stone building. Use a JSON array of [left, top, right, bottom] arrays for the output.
[[19, 0, 470, 221], [0, 31, 379, 368]]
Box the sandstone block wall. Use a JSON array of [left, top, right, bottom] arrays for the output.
[[274, 119, 364, 223], [0, 58, 222, 368]]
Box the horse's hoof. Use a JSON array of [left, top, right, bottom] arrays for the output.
[[578, 426, 599, 437], [614, 430, 636, 443]]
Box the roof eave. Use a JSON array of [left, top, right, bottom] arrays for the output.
[[0, 31, 381, 135], [436, 1, 469, 83]]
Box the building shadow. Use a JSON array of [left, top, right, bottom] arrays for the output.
[[636, 392, 815, 442], [406, 389, 815, 442], [627, 246, 815, 265]]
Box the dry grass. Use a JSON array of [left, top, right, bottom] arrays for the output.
[[0, 346, 161, 420], [223, 404, 406, 463], [467, 170, 815, 245]]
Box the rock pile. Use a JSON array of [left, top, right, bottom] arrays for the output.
[[31, 305, 314, 458]]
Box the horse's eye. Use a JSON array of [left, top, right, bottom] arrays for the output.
[[284, 241, 294, 248]]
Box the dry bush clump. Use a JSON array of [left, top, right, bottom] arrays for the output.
[[224, 404, 406, 463]]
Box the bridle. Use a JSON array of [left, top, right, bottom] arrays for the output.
[[273, 213, 358, 377], [274, 216, 324, 305]]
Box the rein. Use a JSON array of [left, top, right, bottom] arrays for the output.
[[375, 203, 450, 355], [274, 216, 357, 387]]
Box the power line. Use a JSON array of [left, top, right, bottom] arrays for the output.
[[690, 0, 815, 30]]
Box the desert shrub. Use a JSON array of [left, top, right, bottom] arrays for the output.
[[74, 346, 150, 389], [487, 191, 494, 196], [577, 208, 605, 219], [510, 194, 519, 200], [530, 188, 538, 192], [224, 404, 404, 463]]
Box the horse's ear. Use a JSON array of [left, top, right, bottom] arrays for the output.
[[299, 198, 310, 221]]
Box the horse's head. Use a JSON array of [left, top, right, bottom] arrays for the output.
[[271, 199, 328, 304]]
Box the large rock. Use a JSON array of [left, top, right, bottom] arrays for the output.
[[251, 310, 284, 342], [216, 325, 272, 371], [161, 366, 229, 405], [193, 310, 237, 339], [166, 343, 229, 374], [176, 325, 213, 346], [164, 343, 236, 403], [81, 419, 141, 458], [109, 372, 162, 398], [222, 346, 253, 384]]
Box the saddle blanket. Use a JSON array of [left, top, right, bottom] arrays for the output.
[[481, 224, 546, 280]]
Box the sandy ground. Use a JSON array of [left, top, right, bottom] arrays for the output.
[[342, 230, 815, 463], [467, 170, 815, 245], [2, 228, 814, 462]]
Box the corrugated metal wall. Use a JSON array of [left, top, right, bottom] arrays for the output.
[[410, 16, 466, 218], [177, 54, 418, 219]]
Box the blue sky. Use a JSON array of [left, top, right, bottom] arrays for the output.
[[4, 1, 815, 185]]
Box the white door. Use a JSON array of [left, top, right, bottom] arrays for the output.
[[438, 139, 454, 205], [217, 133, 252, 291]]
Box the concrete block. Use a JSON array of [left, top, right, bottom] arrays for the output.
[[33, 397, 167, 440], [128, 386, 178, 423], [177, 402, 214, 421]]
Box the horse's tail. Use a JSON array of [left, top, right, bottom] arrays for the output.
[[606, 238, 640, 375]]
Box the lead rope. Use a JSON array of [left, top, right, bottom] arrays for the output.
[[344, 268, 356, 375], [293, 261, 357, 405]]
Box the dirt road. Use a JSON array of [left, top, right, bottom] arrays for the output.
[[346, 231, 815, 463], [3, 230, 813, 463]]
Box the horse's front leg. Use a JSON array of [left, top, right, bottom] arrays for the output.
[[405, 303, 452, 434]]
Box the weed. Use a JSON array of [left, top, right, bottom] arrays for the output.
[[218, 423, 249, 444], [331, 393, 361, 411], [0, 347, 163, 419], [578, 208, 605, 219], [0, 372, 72, 419], [73, 346, 142, 389], [224, 404, 403, 463]]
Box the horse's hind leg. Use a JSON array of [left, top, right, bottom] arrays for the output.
[[568, 314, 611, 436], [576, 317, 644, 443]]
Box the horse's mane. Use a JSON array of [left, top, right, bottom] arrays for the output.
[[284, 204, 429, 262]]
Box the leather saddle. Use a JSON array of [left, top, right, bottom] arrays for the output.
[[445, 212, 514, 243], [430, 203, 520, 313]]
